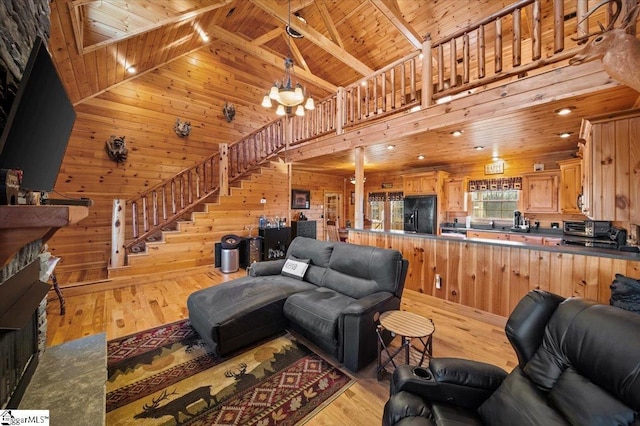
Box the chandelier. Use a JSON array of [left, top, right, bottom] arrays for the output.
[[261, 1, 314, 116]]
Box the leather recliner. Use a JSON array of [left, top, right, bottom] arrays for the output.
[[383, 290, 640, 425]]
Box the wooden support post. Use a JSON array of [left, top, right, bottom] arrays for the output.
[[422, 35, 433, 108], [219, 143, 229, 196], [354, 147, 365, 229], [111, 199, 126, 268]]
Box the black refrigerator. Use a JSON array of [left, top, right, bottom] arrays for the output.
[[403, 196, 437, 234]]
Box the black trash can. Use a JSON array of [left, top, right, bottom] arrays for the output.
[[220, 235, 241, 273]]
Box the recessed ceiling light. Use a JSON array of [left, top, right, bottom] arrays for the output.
[[451, 130, 463, 137], [559, 132, 573, 138], [473, 145, 484, 150], [555, 106, 575, 116], [386, 144, 395, 150], [417, 155, 425, 160], [126, 65, 136, 74]]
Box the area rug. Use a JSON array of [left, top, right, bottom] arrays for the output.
[[106, 320, 354, 425]]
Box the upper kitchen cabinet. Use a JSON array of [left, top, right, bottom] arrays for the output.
[[403, 171, 449, 196], [581, 110, 640, 223], [557, 158, 583, 214], [443, 177, 467, 212], [521, 171, 559, 213]]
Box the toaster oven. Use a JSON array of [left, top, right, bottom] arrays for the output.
[[563, 221, 586, 236]]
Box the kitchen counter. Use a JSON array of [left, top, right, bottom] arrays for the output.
[[353, 227, 640, 261], [440, 223, 564, 237]]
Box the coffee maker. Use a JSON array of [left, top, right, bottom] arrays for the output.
[[513, 210, 522, 228]]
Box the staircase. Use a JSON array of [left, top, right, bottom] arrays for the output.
[[108, 160, 289, 278]]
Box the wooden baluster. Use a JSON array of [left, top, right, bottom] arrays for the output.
[[152, 190, 158, 226], [400, 61, 406, 106], [437, 44, 444, 91], [389, 67, 396, 109], [449, 38, 457, 88], [142, 195, 149, 233], [513, 8, 522, 67], [495, 17, 503, 73], [410, 58, 416, 102], [131, 201, 139, 238], [532, 0, 541, 60], [171, 179, 177, 215], [553, 0, 564, 53], [195, 165, 201, 199], [187, 170, 193, 204], [356, 84, 362, 121], [179, 175, 185, 209], [478, 25, 486, 79], [463, 33, 470, 83], [381, 71, 386, 112], [161, 185, 167, 220]]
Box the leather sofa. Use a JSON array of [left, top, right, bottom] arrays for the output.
[[383, 290, 640, 425], [187, 237, 408, 372]]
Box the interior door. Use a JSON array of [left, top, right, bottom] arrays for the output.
[[324, 192, 342, 238]]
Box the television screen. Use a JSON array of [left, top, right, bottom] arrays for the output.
[[0, 36, 76, 193]]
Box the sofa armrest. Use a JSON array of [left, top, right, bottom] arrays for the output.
[[342, 292, 394, 315], [247, 259, 286, 276], [391, 359, 507, 411]]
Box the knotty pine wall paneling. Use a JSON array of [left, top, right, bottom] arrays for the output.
[[349, 231, 640, 318], [290, 169, 345, 240]]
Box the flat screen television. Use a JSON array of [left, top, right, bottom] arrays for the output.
[[0, 36, 76, 193]]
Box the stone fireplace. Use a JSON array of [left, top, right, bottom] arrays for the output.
[[0, 0, 52, 409]]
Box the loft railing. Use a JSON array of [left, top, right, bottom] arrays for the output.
[[112, 0, 604, 266]]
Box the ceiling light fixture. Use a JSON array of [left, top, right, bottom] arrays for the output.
[[417, 155, 425, 160], [261, 0, 314, 116], [350, 176, 367, 184], [559, 132, 573, 138], [451, 130, 463, 137], [386, 144, 395, 150], [555, 106, 575, 116], [126, 65, 136, 74], [473, 145, 484, 150]]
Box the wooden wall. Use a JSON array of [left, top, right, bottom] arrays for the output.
[[47, 44, 276, 283], [350, 230, 640, 317]]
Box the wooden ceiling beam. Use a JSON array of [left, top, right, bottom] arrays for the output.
[[370, 0, 424, 50], [207, 25, 337, 93], [249, 0, 374, 77], [315, 0, 344, 49], [252, 27, 282, 46]]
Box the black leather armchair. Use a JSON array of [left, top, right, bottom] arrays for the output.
[[383, 290, 640, 425]]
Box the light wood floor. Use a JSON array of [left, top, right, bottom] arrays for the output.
[[45, 266, 518, 425]]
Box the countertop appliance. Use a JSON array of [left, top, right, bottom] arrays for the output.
[[562, 221, 627, 250], [404, 196, 437, 234]]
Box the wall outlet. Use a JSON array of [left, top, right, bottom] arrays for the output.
[[435, 274, 441, 289], [260, 198, 267, 204]]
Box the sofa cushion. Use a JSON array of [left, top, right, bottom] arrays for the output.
[[283, 287, 355, 356], [286, 237, 334, 285], [548, 367, 636, 426], [322, 243, 403, 299], [477, 367, 568, 425], [281, 258, 310, 280]]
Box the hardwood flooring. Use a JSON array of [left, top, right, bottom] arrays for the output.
[[45, 265, 517, 425]]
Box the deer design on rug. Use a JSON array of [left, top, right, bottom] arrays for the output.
[[569, 0, 640, 94]]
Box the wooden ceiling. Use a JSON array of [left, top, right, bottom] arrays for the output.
[[49, 0, 640, 176]]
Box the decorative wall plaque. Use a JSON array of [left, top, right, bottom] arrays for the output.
[[484, 161, 504, 175]]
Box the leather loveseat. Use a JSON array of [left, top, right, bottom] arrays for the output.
[[187, 237, 408, 372], [383, 290, 640, 425]]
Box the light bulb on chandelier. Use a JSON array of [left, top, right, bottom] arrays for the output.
[[261, 0, 314, 116]]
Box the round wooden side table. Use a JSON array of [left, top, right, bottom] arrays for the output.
[[376, 310, 435, 380]]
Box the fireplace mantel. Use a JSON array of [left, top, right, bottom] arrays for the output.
[[0, 205, 89, 267]]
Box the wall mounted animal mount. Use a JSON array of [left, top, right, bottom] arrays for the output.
[[105, 135, 129, 164], [569, 0, 640, 93], [174, 118, 191, 137], [223, 102, 236, 122]]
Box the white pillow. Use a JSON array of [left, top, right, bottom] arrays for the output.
[[281, 258, 310, 280]]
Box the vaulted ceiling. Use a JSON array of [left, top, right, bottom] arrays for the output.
[[48, 0, 640, 176]]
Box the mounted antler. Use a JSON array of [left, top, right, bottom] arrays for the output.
[[569, 0, 640, 93]]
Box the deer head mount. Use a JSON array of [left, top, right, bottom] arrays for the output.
[[569, 0, 640, 93], [223, 102, 236, 122]]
